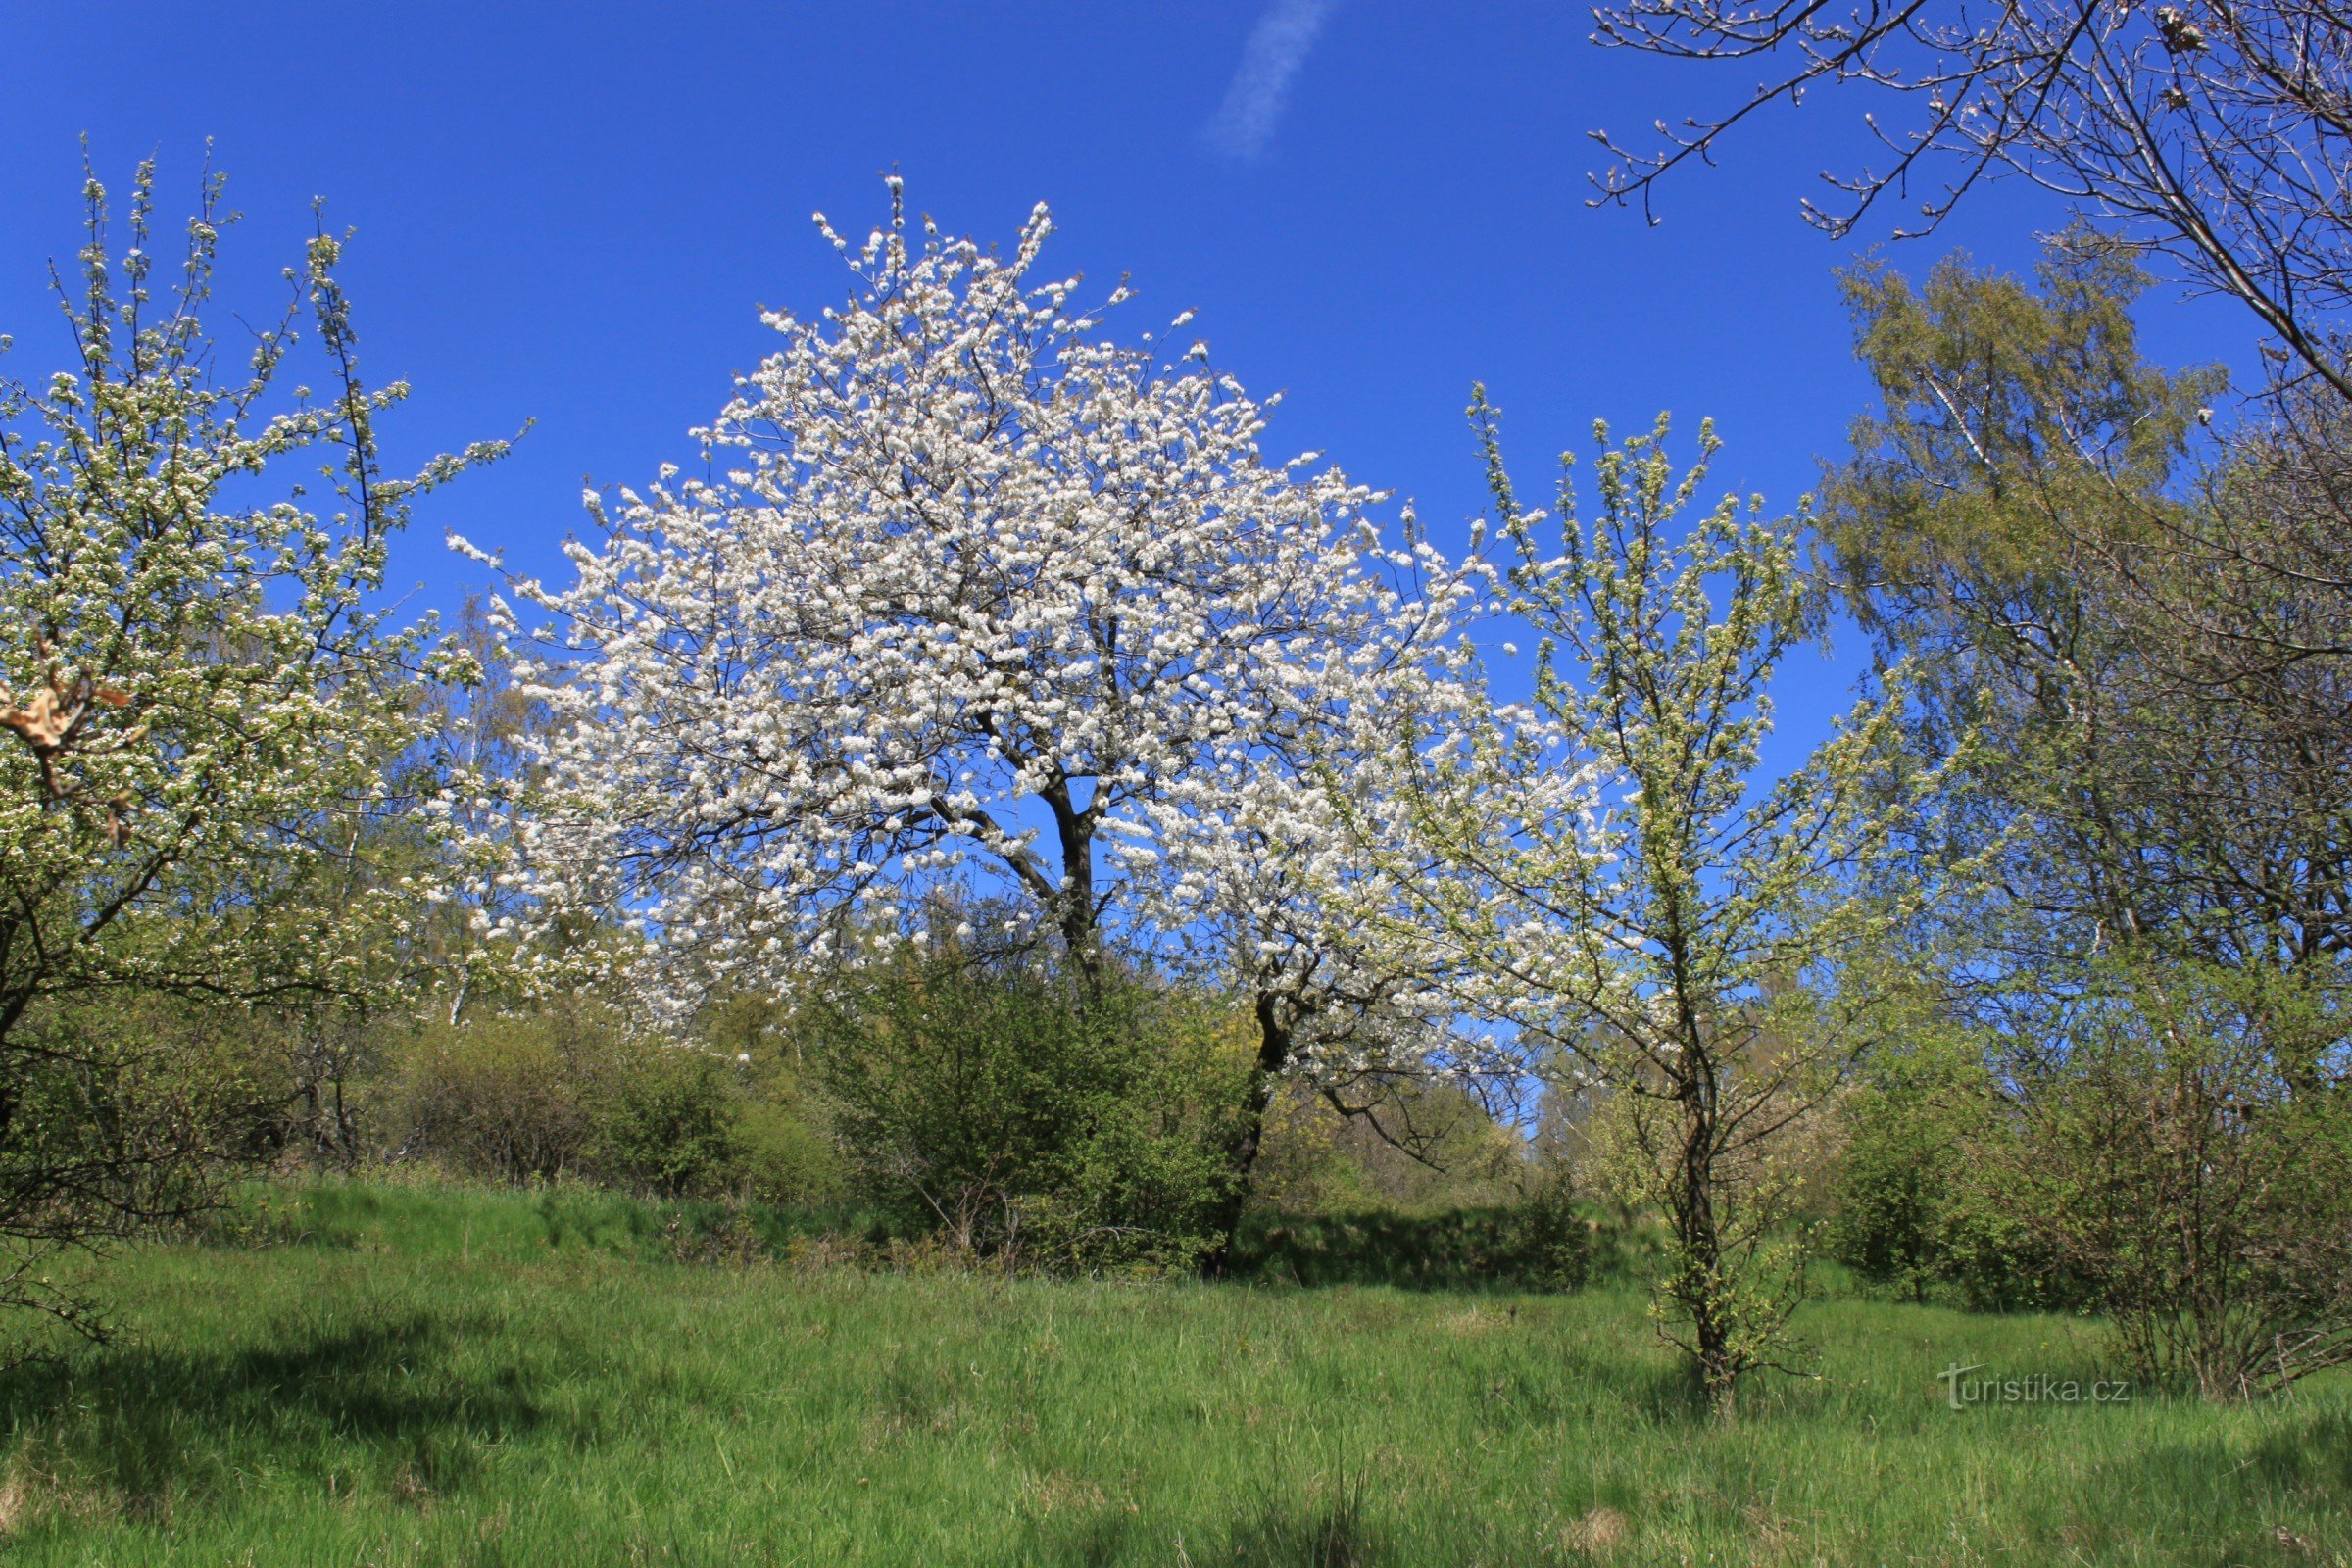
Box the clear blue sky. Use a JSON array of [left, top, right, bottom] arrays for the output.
[[0, 1, 2255, 742]]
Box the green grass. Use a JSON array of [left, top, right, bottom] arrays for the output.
[[1, 1178, 2345, 1565]]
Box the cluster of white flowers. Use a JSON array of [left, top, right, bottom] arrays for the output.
[[1, 164, 505, 1020], [462, 184, 1497, 1077]]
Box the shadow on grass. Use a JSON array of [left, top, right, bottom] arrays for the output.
[[1023, 1472, 1396, 1568], [0, 1308, 549, 1514], [1029, 1511, 1135, 1568], [2128, 1404, 2352, 1504], [1228, 1205, 1654, 1296], [1220, 1472, 1385, 1568], [2251, 1407, 2352, 1491]]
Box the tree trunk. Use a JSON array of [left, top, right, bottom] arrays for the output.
[[1200, 990, 1298, 1277], [1040, 777, 1100, 979], [0, 987, 30, 1149], [1675, 1075, 1739, 1419]]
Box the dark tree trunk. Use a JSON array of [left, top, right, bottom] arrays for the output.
[[1040, 777, 1100, 979], [1673, 1074, 1737, 1418], [1200, 989, 1299, 1277]]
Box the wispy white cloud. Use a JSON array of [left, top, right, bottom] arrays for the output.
[[1202, 0, 1341, 161]]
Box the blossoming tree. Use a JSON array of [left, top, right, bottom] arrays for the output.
[[464, 185, 1479, 1220], [0, 162, 503, 1326], [1351, 396, 1959, 1415]]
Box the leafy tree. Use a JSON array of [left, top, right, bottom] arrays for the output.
[[0, 161, 501, 1334], [414, 591, 556, 1028], [1828, 243, 2348, 1045], [1826, 243, 2226, 956], [1353, 400, 1960, 1416], [1826, 247, 2352, 1393], [1597, 3, 2352, 915]]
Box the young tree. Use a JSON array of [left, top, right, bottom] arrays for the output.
[[1354, 399, 1955, 1416], [0, 161, 502, 1333], [461, 185, 1478, 1242]]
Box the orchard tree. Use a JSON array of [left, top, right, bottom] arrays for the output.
[[1146, 741, 1510, 1257], [0, 162, 502, 1332], [462, 185, 1480, 1226], [1353, 398, 1963, 1416]]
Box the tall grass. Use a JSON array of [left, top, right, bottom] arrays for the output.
[[0, 1178, 2343, 1564]]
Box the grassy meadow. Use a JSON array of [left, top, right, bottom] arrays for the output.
[[0, 1180, 2344, 1566]]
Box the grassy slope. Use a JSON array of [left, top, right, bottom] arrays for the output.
[[0, 1180, 2345, 1566]]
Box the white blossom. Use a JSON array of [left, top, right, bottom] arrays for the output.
[[2, 163, 505, 1031], [468, 185, 1485, 1078]]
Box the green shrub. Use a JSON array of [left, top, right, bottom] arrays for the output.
[[388, 1003, 833, 1200], [0, 994, 267, 1341], [576, 1045, 741, 1199], [729, 1093, 845, 1203], [2013, 959, 2352, 1396], [391, 1009, 598, 1183], [689, 992, 846, 1203], [1825, 1029, 2079, 1311], [1250, 1076, 1530, 1214], [807, 952, 1252, 1273]]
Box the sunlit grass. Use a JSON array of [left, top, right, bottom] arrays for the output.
[[0, 1178, 2343, 1565]]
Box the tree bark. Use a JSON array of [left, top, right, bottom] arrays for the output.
[[1039, 776, 1100, 979], [1199, 989, 1300, 1277]]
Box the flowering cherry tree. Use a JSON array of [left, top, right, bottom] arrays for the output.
[[463, 185, 1479, 1195], [0, 162, 503, 1326]]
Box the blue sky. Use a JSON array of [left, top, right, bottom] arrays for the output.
[[0, 1, 2257, 742]]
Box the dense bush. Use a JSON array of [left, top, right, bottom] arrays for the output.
[[577, 1045, 744, 1199], [1824, 1030, 2080, 1311], [367, 966, 1590, 1287], [2011, 962, 2352, 1396], [691, 993, 844, 1204], [0, 995, 265, 1340], [806, 952, 1253, 1273], [385, 1001, 840, 1201], [392, 1010, 601, 1183], [1249, 1076, 1528, 1214], [1818, 969, 2352, 1365]]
